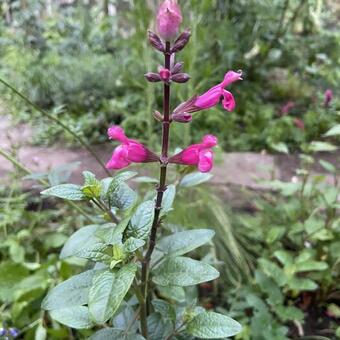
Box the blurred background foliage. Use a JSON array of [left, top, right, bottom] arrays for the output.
[[0, 0, 339, 151]]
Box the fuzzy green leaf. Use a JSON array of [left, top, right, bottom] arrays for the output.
[[76, 243, 112, 265], [186, 312, 242, 338], [180, 172, 213, 187], [157, 229, 215, 257], [88, 264, 137, 324], [126, 201, 155, 240], [50, 306, 94, 329], [324, 124, 340, 137], [41, 184, 85, 200], [90, 328, 145, 340], [42, 270, 96, 310], [153, 256, 219, 287], [60, 225, 101, 259], [160, 185, 176, 215], [123, 237, 145, 253]]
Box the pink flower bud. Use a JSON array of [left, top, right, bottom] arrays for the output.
[[148, 31, 165, 52], [153, 111, 164, 122], [169, 135, 218, 173], [171, 73, 190, 83], [293, 118, 305, 130], [172, 112, 192, 123], [171, 62, 184, 74], [159, 67, 171, 82], [324, 89, 333, 108], [144, 72, 162, 82], [106, 126, 158, 170], [280, 101, 295, 116], [171, 28, 191, 53], [157, 0, 182, 41]]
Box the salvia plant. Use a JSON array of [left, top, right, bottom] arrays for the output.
[[40, 1, 242, 339]]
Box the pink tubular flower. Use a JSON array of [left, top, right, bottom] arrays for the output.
[[169, 135, 218, 173], [106, 126, 158, 170], [157, 0, 182, 41], [324, 89, 333, 108], [293, 118, 305, 130], [195, 71, 242, 111], [280, 101, 295, 116]]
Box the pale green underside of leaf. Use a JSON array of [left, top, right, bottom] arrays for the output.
[[157, 229, 215, 257], [180, 172, 213, 187], [89, 328, 145, 340], [153, 256, 219, 287], [126, 200, 155, 240], [88, 264, 137, 324], [50, 306, 94, 329], [41, 270, 96, 310], [41, 184, 85, 200], [186, 312, 242, 339]]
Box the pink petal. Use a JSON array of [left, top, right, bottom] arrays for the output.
[[222, 90, 236, 111], [202, 135, 218, 148], [180, 145, 200, 165], [107, 126, 128, 143], [195, 87, 222, 109], [198, 149, 214, 173], [157, 0, 182, 40], [220, 70, 243, 88], [127, 142, 148, 163], [106, 145, 130, 170]]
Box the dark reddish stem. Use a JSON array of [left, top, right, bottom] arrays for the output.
[[140, 42, 171, 338]]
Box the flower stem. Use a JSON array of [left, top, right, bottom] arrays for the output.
[[140, 41, 171, 338]]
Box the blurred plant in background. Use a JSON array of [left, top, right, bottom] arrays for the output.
[[0, 0, 339, 150]]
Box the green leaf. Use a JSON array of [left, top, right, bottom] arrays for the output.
[[309, 141, 337, 152], [180, 172, 213, 187], [186, 312, 242, 338], [258, 259, 286, 286], [76, 243, 112, 265], [90, 329, 145, 340], [0, 262, 28, 302], [275, 305, 304, 322], [319, 159, 336, 173], [126, 201, 155, 240], [50, 306, 94, 329], [147, 313, 173, 340], [123, 237, 145, 253], [324, 124, 340, 137], [151, 299, 176, 322], [35, 323, 47, 340], [88, 264, 137, 324], [41, 184, 85, 200], [95, 219, 129, 245], [271, 142, 289, 154], [157, 285, 186, 303], [157, 229, 215, 257], [274, 250, 293, 266], [104, 173, 137, 210], [60, 225, 101, 259], [288, 277, 318, 291], [107, 182, 137, 210], [82, 171, 102, 198], [160, 185, 176, 215], [42, 270, 96, 310], [295, 261, 328, 272], [153, 256, 219, 286], [265, 226, 285, 244]]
